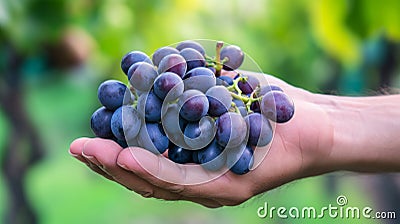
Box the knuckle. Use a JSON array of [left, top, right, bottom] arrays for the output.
[[167, 184, 185, 194]]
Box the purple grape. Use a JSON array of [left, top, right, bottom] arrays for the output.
[[255, 85, 284, 97], [250, 100, 261, 113], [215, 112, 248, 148], [180, 48, 206, 71], [206, 86, 232, 117], [121, 51, 152, 75], [245, 113, 273, 146], [127, 62, 159, 92], [182, 67, 216, 93], [261, 90, 294, 123], [176, 40, 206, 56], [178, 90, 209, 121], [158, 54, 187, 77], [220, 45, 244, 71], [237, 75, 259, 94], [152, 46, 180, 67], [153, 72, 184, 101]]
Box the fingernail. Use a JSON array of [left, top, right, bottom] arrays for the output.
[[82, 153, 101, 167], [68, 150, 79, 157], [117, 162, 129, 170]]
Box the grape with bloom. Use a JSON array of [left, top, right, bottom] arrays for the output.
[[90, 40, 294, 175]]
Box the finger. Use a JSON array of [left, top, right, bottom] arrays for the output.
[[69, 137, 115, 180], [81, 138, 123, 172], [71, 138, 225, 206], [82, 139, 184, 201], [85, 160, 115, 181], [69, 137, 91, 164], [117, 147, 254, 203]]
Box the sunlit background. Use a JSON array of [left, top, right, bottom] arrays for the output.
[[1, 0, 400, 223]]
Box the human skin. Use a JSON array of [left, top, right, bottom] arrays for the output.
[[69, 71, 400, 208]]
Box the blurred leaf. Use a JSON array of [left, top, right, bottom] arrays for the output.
[[308, 0, 361, 66]]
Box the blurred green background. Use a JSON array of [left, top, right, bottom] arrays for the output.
[[1, 0, 400, 223]]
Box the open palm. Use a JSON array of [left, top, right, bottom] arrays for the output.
[[70, 71, 333, 208]]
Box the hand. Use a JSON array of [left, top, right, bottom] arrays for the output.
[[70, 71, 337, 208]]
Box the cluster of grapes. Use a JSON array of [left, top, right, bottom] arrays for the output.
[[90, 40, 294, 175]]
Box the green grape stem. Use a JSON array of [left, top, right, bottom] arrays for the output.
[[227, 75, 262, 114], [230, 101, 241, 114], [229, 74, 247, 95], [129, 85, 139, 99]]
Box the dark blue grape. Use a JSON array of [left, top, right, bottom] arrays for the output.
[[232, 98, 245, 108], [137, 91, 162, 122], [220, 45, 244, 71], [152, 46, 180, 67], [90, 107, 114, 138], [216, 77, 227, 86], [215, 112, 248, 148], [127, 62, 159, 92], [245, 113, 273, 146], [137, 122, 169, 154], [153, 72, 184, 101], [261, 90, 294, 123], [182, 67, 216, 93], [197, 140, 226, 171], [184, 122, 201, 139], [180, 48, 206, 71], [176, 40, 206, 56], [237, 106, 248, 117], [116, 138, 128, 148], [178, 90, 209, 121], [192, 150, 200, 164], [121, 51, 152, 75], [158, 54, 187, 78], [218, 76, 234, 86], [168, 144, 193, 164], [111, 106, 142, 141], [179, 115, 188, 132], [226, 144, 254, 175], [232, 99, 248, 116], [98, 80, 130, 111]]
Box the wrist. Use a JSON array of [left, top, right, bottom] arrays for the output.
[[315, 94, 400, 173]]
